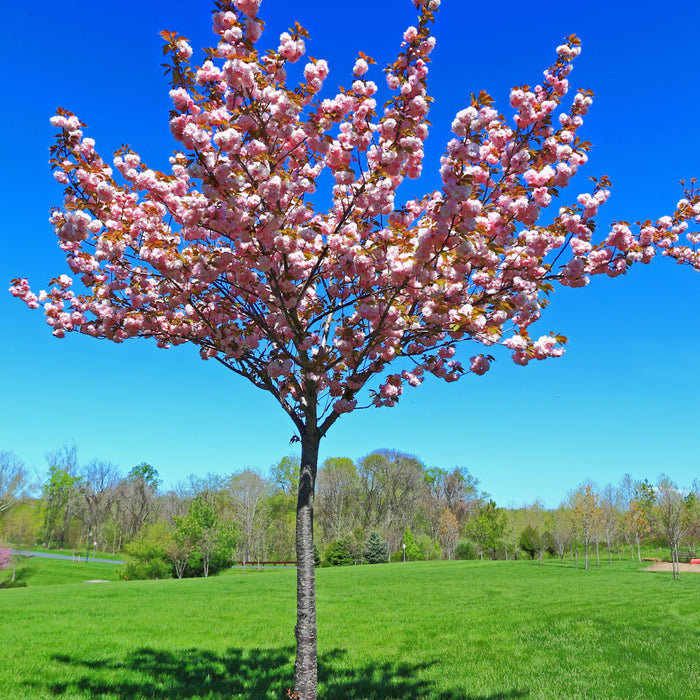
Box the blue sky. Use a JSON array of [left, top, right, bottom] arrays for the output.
[[2, 0, 698, 507]]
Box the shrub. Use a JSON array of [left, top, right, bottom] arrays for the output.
[[518, 525, 554, 561], [455, 539, 478, 560], [402, 527, 422, 561], [181, 550, 231, 578], [120, 558, 172, 581], [120, 522, 172, 580], [417, 533, 442, 561], [324, 539, 354, 567]]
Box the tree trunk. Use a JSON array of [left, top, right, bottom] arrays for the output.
[[294, 427, 321, 700], [672, 546, 679, 580]]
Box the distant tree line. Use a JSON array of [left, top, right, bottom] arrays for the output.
[[1, 447, 698, 579]]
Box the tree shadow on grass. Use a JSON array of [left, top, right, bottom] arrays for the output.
[[34, 646, 530, 699]]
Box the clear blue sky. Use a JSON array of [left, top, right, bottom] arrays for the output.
[[2, 0, 698, 507]]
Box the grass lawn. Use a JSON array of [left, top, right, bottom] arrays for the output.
[[5, 554, 123, 587], [0, 559, 698, 699]]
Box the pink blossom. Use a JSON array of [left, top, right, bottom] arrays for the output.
[[504, 335, 528, 351], [333, 398, 357, 414], [245, 18, 262, 42], [278, 32, 305, 63], [235, 0, 260, 17], [176, 40, 193, 60], [353, 58, 369, 76], [605, 223, 635, 251], [470, 355, 490, 375], [532, 336, 564, 359]]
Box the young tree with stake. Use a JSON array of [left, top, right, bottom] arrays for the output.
[[10, 0, 700, 696]]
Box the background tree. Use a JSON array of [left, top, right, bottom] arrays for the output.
[[570, 483, 603, 570], [654, 475, 686, 579], [437, 508, 460, 560], [683, 481, 700, 554], [315, 457, 359, 544], [502, 509, 520, 561], [401, 527, 421, 562], [0, 451, 32, 515], [41, 446, 82, 549], [443, 469, 483, 527], [421, 466, 482, 539], [187, 493, 237, 577], [159, 481, 194, 526], [79, 459, 119, 551], [617, 473, 637, 559], [266, 490, 296, 562], [169, 515, 197, 579], [599, 483, 621, 563], [229, 469, 270, 569], [518, 524, 551, 564], [624, 479, 655, 562], [270, 456, 301, 497], [119, 463, 161, 543], [267, 457, 301, 561], [357, 450, 424, 554], [549, 506, 573, 563], [466, 500, 506, 559], [0, 500, 42, 547], [516, 501, 553, 564], [12, 0, 700, 695]]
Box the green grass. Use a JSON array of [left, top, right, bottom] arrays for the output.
[[0, 559, 698, 699], [3, 554, 123, 587]]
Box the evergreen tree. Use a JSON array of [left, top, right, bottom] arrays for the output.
[[323, 539, 354, 567], [362, 531, 389, 564]]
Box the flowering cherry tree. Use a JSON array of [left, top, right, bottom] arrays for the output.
[[10, 0, 700, 696], [0, 546, 12, 572]]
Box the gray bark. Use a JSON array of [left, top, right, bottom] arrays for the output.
[[294, 427, 320, 699]]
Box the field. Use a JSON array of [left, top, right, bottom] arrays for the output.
[[1, 558, 699, 699]]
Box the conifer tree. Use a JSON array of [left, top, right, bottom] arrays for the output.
[[363, 530, 389, 564]]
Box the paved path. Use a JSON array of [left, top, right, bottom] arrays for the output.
[[11, 549, 125, 565]]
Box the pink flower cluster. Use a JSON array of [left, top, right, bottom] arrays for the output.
[[12, 11, 700, 429]]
